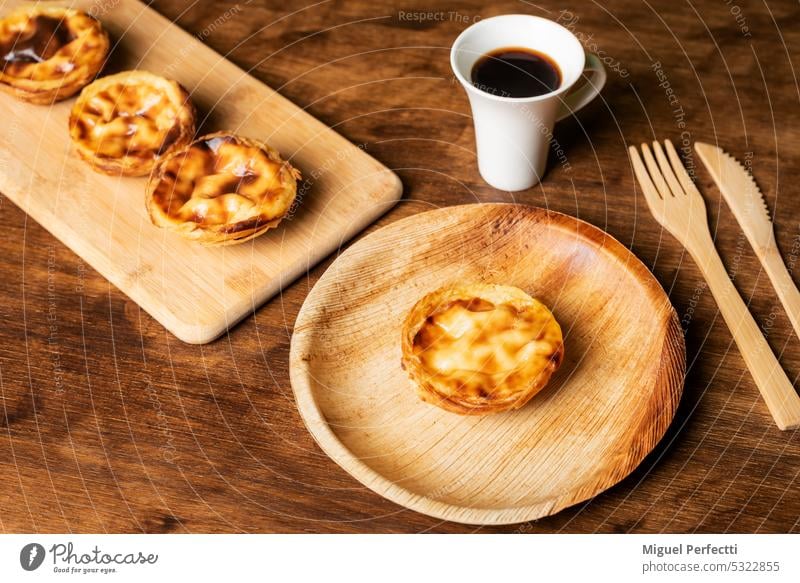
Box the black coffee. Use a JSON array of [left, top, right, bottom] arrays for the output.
[[470, 47, 561, 98]]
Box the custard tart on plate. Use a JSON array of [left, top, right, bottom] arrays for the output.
[[401, 283, 564, 415], [69, 70, 196, 176], [146, 132, 301, 246], [0, 6, 109, 104]]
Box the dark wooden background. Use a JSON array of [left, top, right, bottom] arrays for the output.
[[2, 0, 799, 533]]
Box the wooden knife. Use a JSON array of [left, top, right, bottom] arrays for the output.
[[695, 142, 800, 342]]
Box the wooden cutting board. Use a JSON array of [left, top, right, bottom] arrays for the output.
[[290, 204, 685, 525], [0, 0, 401, 343]]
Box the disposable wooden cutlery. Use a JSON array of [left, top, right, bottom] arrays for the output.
[[629, 139, 800, 431], [694, 142, 800, 342]]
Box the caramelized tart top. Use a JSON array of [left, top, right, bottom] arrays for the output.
[[69, 70, 196, 174], [146, 132, 300, 244], [0, 7, 108, 100], [402, 283, 564, 415]]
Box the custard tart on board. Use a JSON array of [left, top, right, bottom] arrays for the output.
[[0, 0, 402, 346], [146, 132, 301, 246], [401, 283, 564, 415], [69, 70, 196, 176], [0, 6, 109, 104]]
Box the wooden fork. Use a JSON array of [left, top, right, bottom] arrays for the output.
[[629, 139, 800, 431]]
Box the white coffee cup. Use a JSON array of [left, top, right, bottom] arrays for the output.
[[451, 14, 607, 191]]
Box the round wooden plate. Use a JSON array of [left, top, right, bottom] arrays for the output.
[[290, 203, 685, 525]]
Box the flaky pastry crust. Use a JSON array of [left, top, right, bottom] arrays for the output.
[[401, 283, 564, 415], [0, 6, 109, 104], [145, 132, 301, 246], [68, 70, 196, 176]]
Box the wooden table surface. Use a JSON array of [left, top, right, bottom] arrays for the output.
[[1, 0, 799, 533]]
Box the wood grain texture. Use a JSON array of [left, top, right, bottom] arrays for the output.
[[291, 204, 685, 524], [2, 0, 800, 533], [0, 0, 401, 343], [694, 141, 800, 349], [631, 140, 800, 430]]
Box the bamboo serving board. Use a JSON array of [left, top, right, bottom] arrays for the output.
[[0, 0, 401, 343], [291, 204, 685, 525]]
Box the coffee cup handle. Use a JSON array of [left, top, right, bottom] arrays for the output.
[[555, 53, 607, 122]]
